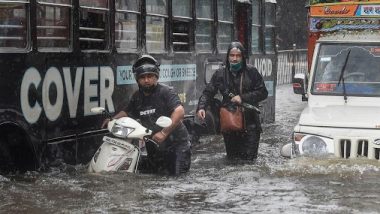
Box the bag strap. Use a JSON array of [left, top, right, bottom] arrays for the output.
[[224, 66, 244, 96], [239, 71, 244, 95], [239, 71, 246, 131], [223, 66, 229, 94]]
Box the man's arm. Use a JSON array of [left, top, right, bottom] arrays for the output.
[[162, 105, 184, 135], [113, 110, 128, 119], [101, 110, 128, 128], [153, 105, 184, 143]]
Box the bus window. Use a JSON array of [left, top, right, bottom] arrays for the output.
[[79, 0, 109, 51], [146, 0, 167, 53], [217, 0, 233, 52], [264, 0, 275, 53], [0, 1, 28, 51], [251, 0, 261, 53], [37, 0, 71, 51], [172, 0, 191, 52], [115, 0, 139, 52], [195, 0, 213, 52]]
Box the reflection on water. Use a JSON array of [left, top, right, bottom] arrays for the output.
[[1, 85, 380, 213]]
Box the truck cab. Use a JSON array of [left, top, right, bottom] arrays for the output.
[[282, 33, 380, 159]]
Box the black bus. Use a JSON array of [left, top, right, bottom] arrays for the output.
[[0, 0, 277, 172]]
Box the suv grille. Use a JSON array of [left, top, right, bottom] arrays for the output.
[[334, 138, 380, 160]]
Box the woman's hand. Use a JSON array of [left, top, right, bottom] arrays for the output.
[[231, 95, 242, 104], [197, 109, 206, 120]]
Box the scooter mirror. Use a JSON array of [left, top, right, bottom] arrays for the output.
[[91, 107, 105, 114], [155, 116, 172, 128]]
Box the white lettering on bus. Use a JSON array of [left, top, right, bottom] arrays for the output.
[[100, 66, 114, 115], [20, 66, 115, 124], [84, 67, 99, 116], [20, 67, 42, 124], [254, 58, 273, 77], [43, 67, 64, 121], [63, 67, 83, 118]]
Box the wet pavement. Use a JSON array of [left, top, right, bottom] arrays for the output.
[[1, 84, 380, 214]]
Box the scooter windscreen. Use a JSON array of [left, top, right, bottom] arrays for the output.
[[113, 117, 152, 139]]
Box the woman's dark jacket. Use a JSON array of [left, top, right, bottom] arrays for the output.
[[197, 65, 268, 127], [197, 42, 268, 129]]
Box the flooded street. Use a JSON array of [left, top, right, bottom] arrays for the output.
[[2, 84, 380, 213]]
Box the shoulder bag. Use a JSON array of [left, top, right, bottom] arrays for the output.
[[219, 71, 245, 133]]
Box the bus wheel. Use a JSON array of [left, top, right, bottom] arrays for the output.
[[0, 135, 15, 173], [0, 127, 38, 174]]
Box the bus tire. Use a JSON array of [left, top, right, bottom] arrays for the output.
[[0, 135, 15, 173], [0, 125, 38, 174]]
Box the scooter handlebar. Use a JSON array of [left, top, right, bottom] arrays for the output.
[[144, 137, 160, 149]]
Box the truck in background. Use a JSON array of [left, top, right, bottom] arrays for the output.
[[281, 0, 380, 159]]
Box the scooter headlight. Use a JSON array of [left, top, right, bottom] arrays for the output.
[[111, 124, 135, 138], [299, 135, 329, 155]]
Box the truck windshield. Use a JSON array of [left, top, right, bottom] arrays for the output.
[[312, 44, 380, 97]]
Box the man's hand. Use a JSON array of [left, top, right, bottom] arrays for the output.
[[101, 110, 128, 129], [152, 130, 168, 143], [101, 118, 111, 129], [197, 109, 206, 120], [231, 95, 242, 104]]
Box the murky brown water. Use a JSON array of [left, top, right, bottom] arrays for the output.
[[1, 85, 380, 213]]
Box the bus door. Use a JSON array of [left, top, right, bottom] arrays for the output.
[[235, 1, 251, 54]]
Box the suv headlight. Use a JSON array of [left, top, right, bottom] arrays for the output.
[[111, 124, 134, 138], [296, 134, 334, 155]]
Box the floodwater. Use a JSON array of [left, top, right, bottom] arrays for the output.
[[2, 84, 380, 213]]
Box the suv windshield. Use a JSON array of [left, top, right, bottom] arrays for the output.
[[312, 44, 380, 97]]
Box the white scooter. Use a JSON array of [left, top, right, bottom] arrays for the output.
[[88, 107, 172, 173]]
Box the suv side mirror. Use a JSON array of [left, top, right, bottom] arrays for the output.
[[293, 73, 308, 101]]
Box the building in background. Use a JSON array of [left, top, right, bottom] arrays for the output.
[[276, 0, 308, 50]]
